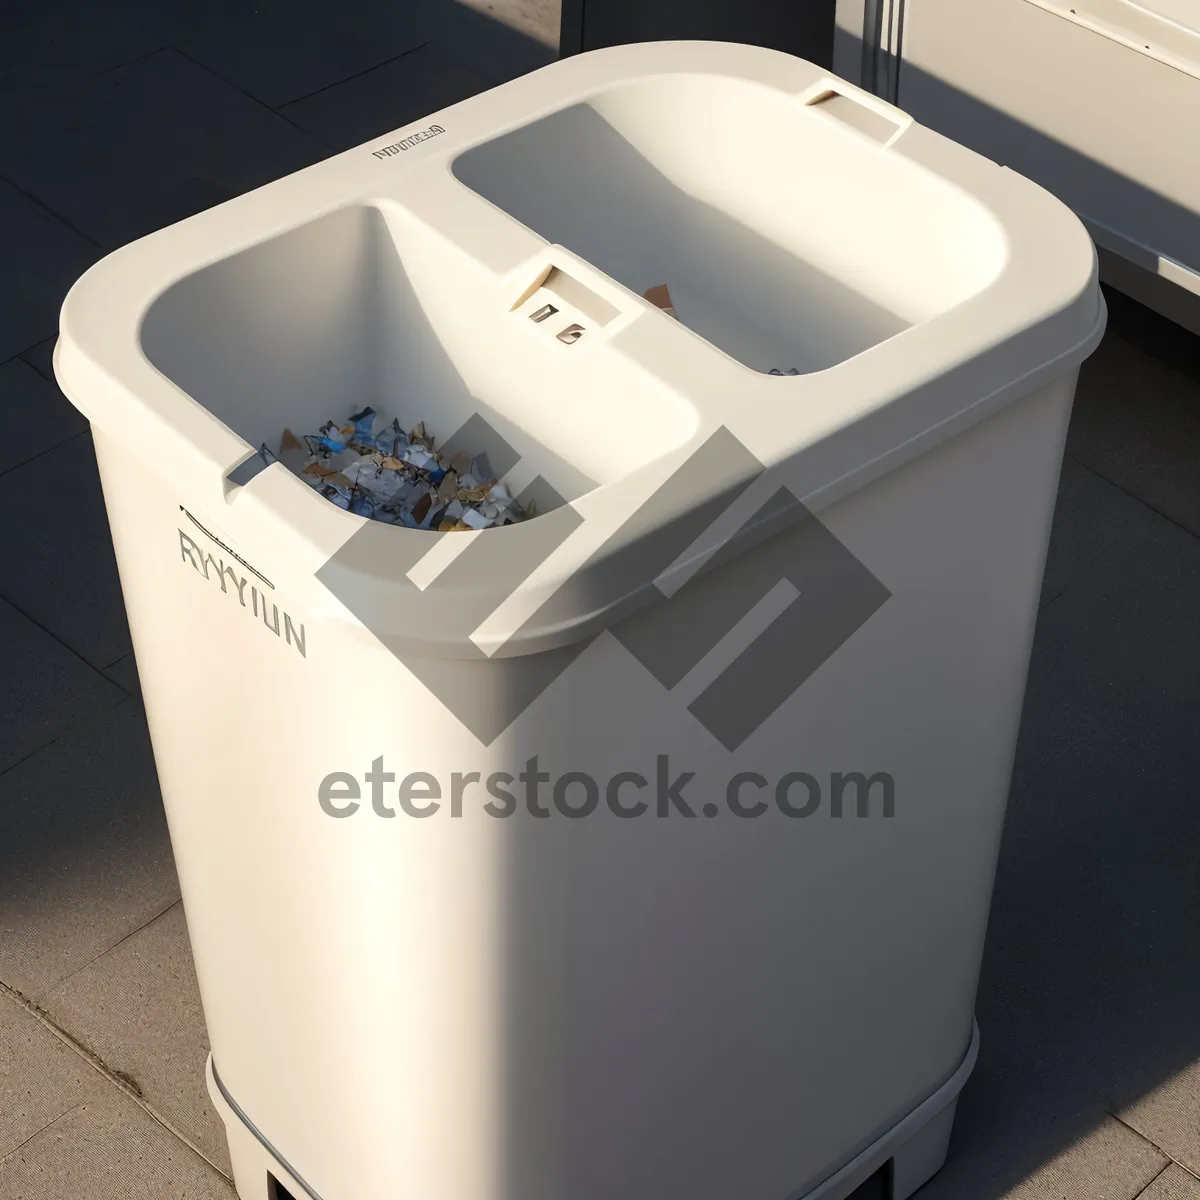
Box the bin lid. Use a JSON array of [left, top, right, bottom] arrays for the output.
[[55, 40, 1104, 661]]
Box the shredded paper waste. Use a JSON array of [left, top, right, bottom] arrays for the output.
[[261, 286, 798, 530], [257, 409, 531, 531]]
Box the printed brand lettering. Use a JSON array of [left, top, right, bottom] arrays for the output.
[[371, 125, 445, 159], [179, 530, 307, 658]]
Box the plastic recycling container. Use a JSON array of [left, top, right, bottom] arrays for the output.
[[55, 41, 1104, 1200]]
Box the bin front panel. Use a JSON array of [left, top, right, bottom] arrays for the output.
[[89, 369, 1074, 1200]]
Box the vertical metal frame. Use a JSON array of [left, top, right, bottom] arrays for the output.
[[835, 0, 906, 99]]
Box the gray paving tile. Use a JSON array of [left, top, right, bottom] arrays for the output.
[[915, 459, 1200, 1200], [994, 1115, 1166, 1200], [173, 0, 434, 108], [40, 902, 229, 1177], [0, 595, 125, 774], [101, 653, 141, 699], [0, 179, 98, 363], [1137, 1165, 1200, 1200], [1120, 1062, 1200, 1178], [16, 340, 54, 385], [0, 1, 46, 31], [0, 3, 163, 90], [0, 357, 88, 477], [1102, 285, 1200, 392], [0, 1085, 233, 1199], [0, 700, 179, 1000], [0, 432, 130, 670], [0, 989, 109, 1161], [427, 0, 557, 82], [918, 1095, 1161, 1200], [120, 0, 360, 43], [281, 41, 493, 152], [0, 48, 326, 250], [1069, 327, 1200, 538], [458, 0, 562, 49], [101, 176, 237, 248]]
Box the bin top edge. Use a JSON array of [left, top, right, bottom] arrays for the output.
[[52, 40, 1103, 659]]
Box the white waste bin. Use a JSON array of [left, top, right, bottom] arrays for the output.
[[55, 41, 1103, 1200]]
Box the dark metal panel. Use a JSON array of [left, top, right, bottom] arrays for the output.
[[560, 0, 837, 68]]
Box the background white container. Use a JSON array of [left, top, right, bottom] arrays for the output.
[[55, 42, 1103, 1200], [836, 0, 1200, 334]]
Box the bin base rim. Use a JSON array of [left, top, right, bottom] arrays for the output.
[[796, 1017, 980, 1199], [207, 1055, 327, 1200], [205, 1019, 980, 1200]]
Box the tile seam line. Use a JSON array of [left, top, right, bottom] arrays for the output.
[[0, 427, 92, 480], [1108, 1109, 1200, 1185], [0, 976, 231, 1183], [0, 592, 130, 702], [0, 691, 143, 786], [0, 432, 92, 482], [1132, 1156, 1180, 1195], [1064, 450, 1200, 541], [0, 733, 61, 781], [1038, 585, 1067, 612], [42, 898, 182, 996], [277, 37, 438, 108], [86, 42, 171, 80], [165, 43, 335, 145], [1135, 1160, 1176, 1197], [0, 171, 102, 249], [17, 340, 57, 383], [0, 1103, 86, 1167]]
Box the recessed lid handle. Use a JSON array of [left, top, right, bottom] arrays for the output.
[[804, 85, 908, 145]]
